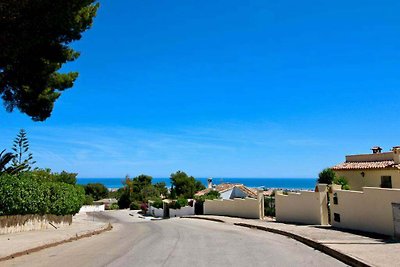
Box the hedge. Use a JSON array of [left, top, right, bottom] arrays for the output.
[[0, 174, 85, 216]]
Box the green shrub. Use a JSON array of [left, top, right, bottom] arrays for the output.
[[169, 198, 188, 210], [151, 198, 163, 209], [0, 173, 85, 216], [129, 201, 140, 210], [109, 203, 119, 210], [83, 183, 109, 201], [84, 195, 94, 205], [333, 176, 350, 190], [118, 190, 131, 209]]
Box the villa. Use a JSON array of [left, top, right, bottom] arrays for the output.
[[331, 146, 400, 190]]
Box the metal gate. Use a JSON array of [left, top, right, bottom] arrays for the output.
[[392, 203, 400, 238], [194, 201, 204, 215]]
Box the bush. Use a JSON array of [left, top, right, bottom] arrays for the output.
[[84, 195, 94, 205], [140, 202, 148, 213], [0, 173, 85, 216], [333, 176, 350, 190], [109, 203, 119, 210], [129, 201, 140, 210], [194, 190, 220, 202], [118, 190, 131, 209], [152, 198, 163, 209], [169, 198, 188, 210], [84, 183, 109, 201]]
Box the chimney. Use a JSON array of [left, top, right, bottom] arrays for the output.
[[392, 147, 400, 164], [371, 146, 382, 154], [207, 178, 213, 189]]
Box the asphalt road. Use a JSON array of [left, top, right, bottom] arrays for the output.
[[4, 211, 347, 267]]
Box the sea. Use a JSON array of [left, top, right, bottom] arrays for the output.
[[77, 177, 317, 190]]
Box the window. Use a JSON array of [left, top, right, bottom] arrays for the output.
[[333, 193, 338, 205], [381, 176, 392, 188], [333, 213, 341, 222]]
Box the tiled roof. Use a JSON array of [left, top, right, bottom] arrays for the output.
[[331, 160, 400, 170], [236, 185, 258, 198], [194, 183, 242, 196]]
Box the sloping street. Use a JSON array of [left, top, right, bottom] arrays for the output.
[[3, 211, 345, 267]]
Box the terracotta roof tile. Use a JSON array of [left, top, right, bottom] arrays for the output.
[[331, 160, 400, 170]]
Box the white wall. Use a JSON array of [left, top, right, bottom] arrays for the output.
[[169, 205, 195, 217], [79, 205, 105, 213], [275, 185, 328, 225], [149, 206, 164, 217], [331, 187, 400, 236], [204, 197, 262, 219]]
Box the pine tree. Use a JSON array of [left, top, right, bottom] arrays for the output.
[[11, 129, 35, 171]]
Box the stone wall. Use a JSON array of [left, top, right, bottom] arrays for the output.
[[0, 214, 72, 235]]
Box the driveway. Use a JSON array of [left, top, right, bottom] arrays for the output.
[[3, 210, 346, 267]]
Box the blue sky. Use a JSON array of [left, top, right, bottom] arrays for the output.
[[1, 0, 400, 178]]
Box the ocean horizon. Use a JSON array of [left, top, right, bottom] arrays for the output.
[[77, 177, 317, 190]]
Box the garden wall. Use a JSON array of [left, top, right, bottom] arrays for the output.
[[330, 187, 400, 236], [204, 197, 262, 219], [275, 184, 329, 225], [169, 205, 195, 217], [149, 206, 164, 217], [0, 214, 72, 235]]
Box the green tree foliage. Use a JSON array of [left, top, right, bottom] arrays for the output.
[[84, 183, 109, 201], [116, 174, 168, 208], [194, 190, 221, 202], [11, 129, 35, 171], [317, 168, 336, 185], [28, 168, 77, 185], [170, 171, 205, 199], [168, 198, 188, 210], [0, 173, 84, 216], [151, 198, 163, 209], [0, 1, 99, 121], [0, 149, 23, 175], [154, 182, 168, 197], [55, 171, 77, 185], [333, 176, 350, 190], [118, 189, 131, 209]]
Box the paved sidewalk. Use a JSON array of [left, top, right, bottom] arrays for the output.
[[0, 212, 111, 261], [183, 215, 400, 267]]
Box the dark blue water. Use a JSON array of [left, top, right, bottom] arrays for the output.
[[77, 177, 317, 190]]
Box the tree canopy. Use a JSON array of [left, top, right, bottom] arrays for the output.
[[317, 168, 336, 184], [0, 0, 99, 121], [170, 171, 205, 199]]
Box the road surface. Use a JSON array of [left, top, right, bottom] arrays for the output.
[[4, 210, 346, 267]]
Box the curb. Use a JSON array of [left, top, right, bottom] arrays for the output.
[[0, 223, 113, 262], [234, 223, 371, 267], [183, 216, 371, 267], [181, 216, 225, 223]]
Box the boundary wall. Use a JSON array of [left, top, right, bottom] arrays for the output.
[[204, 197, 263, 219], [275, 184, 329, 225], [0, 214, 72, 235], [331, 187, 400, 236], [79, 205, 105, 213]]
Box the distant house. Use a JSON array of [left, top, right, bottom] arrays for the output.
[[194, 179, 258, 199], [331, 146, 400, 191]]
